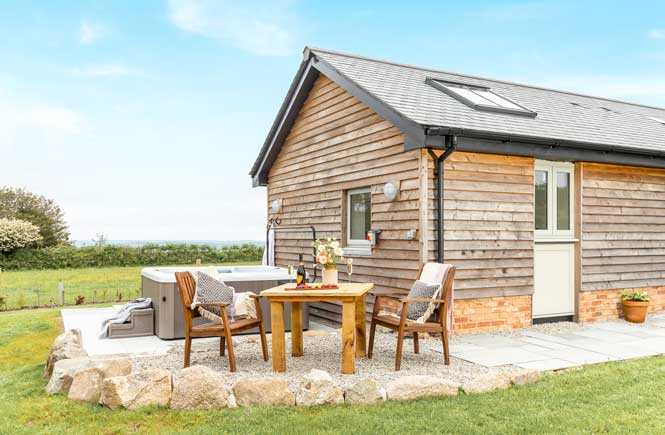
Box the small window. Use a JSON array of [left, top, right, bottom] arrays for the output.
[[427, 77, 537, 117], [347, 187, 371, 246], [535, 161, 574, 239], [535, 170, 548, 230]]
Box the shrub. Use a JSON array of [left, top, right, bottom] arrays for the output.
[[74, 295, 86, 305], [0, 187, 69, 246], [0, 218, 43, 253], [0, 296, 6, 310], [0, 243, 264, 270], [621, 290, 650, 302]]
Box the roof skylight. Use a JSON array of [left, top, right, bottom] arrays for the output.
[[427, 78, 537, 117]]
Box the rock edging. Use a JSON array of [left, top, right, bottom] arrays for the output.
[[45, 330, 544, 411]]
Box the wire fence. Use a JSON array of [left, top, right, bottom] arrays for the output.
[[0, 266, 143, 310]]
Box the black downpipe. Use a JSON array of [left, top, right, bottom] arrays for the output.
[[266, 225, 318, 282], [427, 136, 457, 263]]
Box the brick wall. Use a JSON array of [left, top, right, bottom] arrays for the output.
[[452, 295, 532, 333], [578, 287, 665, 322]]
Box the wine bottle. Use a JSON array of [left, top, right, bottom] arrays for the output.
[[296, 253, 306, 286]]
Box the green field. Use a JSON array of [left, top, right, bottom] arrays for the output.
[[2, 306, 665, 434], [0, 263, 257, 309]]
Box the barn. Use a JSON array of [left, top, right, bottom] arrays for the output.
[[250, 47, 665, 332]]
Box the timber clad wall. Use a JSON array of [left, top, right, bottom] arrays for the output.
[[427, 152, 535, 299], [266, 74, 421, 326], [581, 163, 665, 291]]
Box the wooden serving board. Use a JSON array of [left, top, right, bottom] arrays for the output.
[[284, 285, 339, 291]]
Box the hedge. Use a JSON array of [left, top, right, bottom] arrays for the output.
[[0, 243, 264, 271]]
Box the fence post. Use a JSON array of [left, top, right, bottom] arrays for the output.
[[58, 282, 65, 306]]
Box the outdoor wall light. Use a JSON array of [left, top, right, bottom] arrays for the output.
[[383, 180, 400, 201], [271, 199, 282, 213]]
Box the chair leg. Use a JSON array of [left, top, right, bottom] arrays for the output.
[[441, 330, 450, 365], [368, 319, 377, 359], [220, 336, 225, 356], [184, 336, 192, 368], [395, 327, 405, 371], [220, 309, 236, 372], [258, 321, 269, 362], [225, 334, 236, 372], [413, 331, 419, 354]]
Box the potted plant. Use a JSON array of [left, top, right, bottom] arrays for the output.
[[621, 290, 650, 323], [312, 238, 345, 285]]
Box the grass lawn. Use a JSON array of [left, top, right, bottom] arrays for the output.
[[2, 307, 665, 434], [0, 263, 257, 309]]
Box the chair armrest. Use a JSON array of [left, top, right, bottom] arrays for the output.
[[400, 298, 446, 303], [197, 302, 228, 308]]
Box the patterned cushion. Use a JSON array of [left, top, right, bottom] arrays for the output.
[[405, 280, 441, 322], [192, 272, 235, 322]]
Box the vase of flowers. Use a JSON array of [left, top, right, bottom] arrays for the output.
[[313, 238, 344, 285]]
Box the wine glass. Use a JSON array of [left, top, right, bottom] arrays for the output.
[[346, 258, 353, 283]]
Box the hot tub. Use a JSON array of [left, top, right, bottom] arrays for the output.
[[141, 265, 308, 339]]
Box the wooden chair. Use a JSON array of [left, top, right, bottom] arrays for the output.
[[368, 263, 456, 370], [174, 272, 268, 372]]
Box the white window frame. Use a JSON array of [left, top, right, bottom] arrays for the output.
[[346, 187, 371, 249], [535, 161, 574, 240]]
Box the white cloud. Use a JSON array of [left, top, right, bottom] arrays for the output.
[[70, 64, 132, 77], [649, 29, 665, 40], [79, 19, 105, 45], [167, 0, 297, 56], [0, 93, 84, 152]]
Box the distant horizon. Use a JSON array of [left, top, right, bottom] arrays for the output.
[[71, 239, 264, 247]]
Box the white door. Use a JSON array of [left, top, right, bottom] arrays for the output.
[[533, 243, 575, 318], [533, 161, 575, 319]]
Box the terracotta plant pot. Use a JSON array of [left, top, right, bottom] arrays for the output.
[[322, 265, 338, 285], [622, 300, 649, 323]]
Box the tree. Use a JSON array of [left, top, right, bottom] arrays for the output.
[[0, 218, 43, 252], [0, 187, 69, 246]]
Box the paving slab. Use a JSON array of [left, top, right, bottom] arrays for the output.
[[539, 348, 615, 365], [569, 329, 638, 343], [454, 347, 548, 367], [515, 359, 579, 371]]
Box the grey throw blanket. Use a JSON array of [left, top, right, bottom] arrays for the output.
[[99, 297, 152, 338]]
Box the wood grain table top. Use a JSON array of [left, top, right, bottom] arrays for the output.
[[260, 282, 374, 299]]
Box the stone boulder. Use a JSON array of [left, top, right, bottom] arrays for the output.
[[100, 369, 172, 410], [385, 376, 459, 401], [93, 358, 132, 378], [44, 342, 87, 379], [52, 329, 82, 349], [344, 379, 383, 405], [68, 367, 104, 403], [233, 378, 295, 407], [171, 365, 230, 410], [509, 369, 542, 386], [296, 369, 343, 406], [461, 374, 511, 394], [46, 357, 91, 394]]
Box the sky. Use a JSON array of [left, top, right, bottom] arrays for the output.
[[2, 0, 664, 241]]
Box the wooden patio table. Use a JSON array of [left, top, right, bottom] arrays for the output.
[[260, 282, 373, 375]]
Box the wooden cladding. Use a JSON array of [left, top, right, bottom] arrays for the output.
[[266, 74, 421, 325], [427, 151, 535, 299], [581, 163, 665, 291]]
